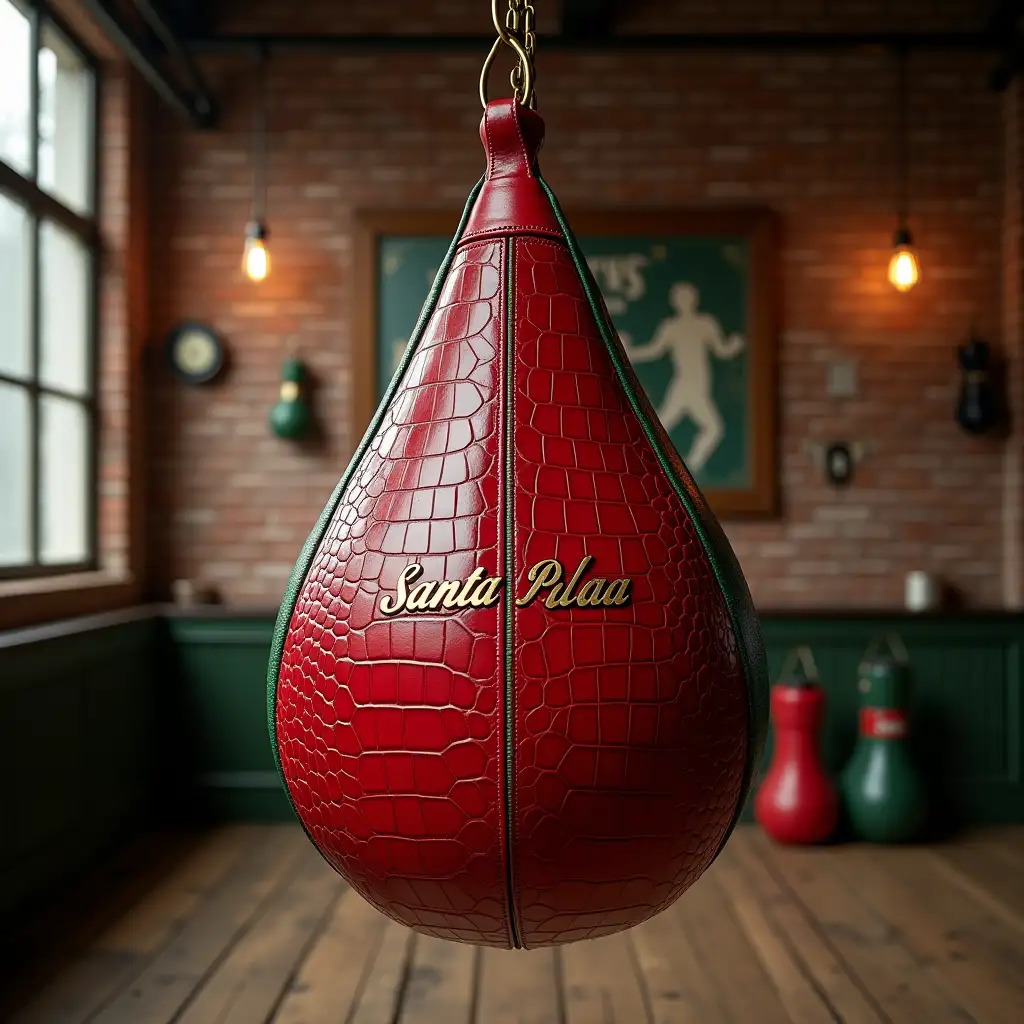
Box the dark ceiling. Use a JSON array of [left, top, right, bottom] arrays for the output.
[[78, 0, 1024, 128]]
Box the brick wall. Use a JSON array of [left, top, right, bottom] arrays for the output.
[[1004, 79, 1024, 609], [148, 0, 1007, 609], [97, 68, 132, 578]]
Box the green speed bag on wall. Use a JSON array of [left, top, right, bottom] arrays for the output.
[[270, 358, 311, 441], [840, 644, 926, 843]]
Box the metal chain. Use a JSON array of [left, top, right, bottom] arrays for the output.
[[480, 0, 537, 109], [508, 0, 537, 106]]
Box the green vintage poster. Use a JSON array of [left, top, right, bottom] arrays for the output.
[[378, 234, 751, 491]]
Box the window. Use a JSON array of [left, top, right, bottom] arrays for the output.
[[0, 0, 97, 577]]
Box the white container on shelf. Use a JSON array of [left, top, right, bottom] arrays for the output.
[[905, 570, 939, 613]]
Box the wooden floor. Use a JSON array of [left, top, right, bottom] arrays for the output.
[[5, 825, 1024, 1024]]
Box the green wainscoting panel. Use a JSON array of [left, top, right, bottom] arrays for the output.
[[163, 616, 293, 822], [164, 611, 1024, 829], [0, 611, 158, 926]]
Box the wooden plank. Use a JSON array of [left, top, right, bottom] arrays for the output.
[[727, 832, 884, 1024], [978, 829, 1024, 869], [88, 826, 307, 1024], [676, 866, 789, 1024], [756, 833, 975, 1024], [631, 897, 724, 1023], [395, 934, 478, 1024], [562, 930, 652, 1024], [272, 888, 390, 1024], [177, 850, 343, 1024], [0, 828, 204, 1022], [864, 845, 1024, 987], [95, 827, 258, 956], [713, 840, 840, 1023], [476, 946, 560, 1024], [839, 844, 1024, 1024], [932, 843, 1024, 931], [349, 921, 416, 1024], [11, 826, 253, 1024], [944, 828, 1024, 870]]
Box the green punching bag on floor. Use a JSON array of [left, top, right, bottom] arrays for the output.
[[840, 635, 926, 843]]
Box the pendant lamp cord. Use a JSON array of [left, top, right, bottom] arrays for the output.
[[252, 45, 268, 224], [896, 47, 909, 230]]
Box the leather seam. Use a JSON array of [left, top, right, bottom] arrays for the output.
[[516, 238, 564, 251], [512, 101, 534, 178], [462, 223, 564, 237], [496, 234, 514, 950], [509, 237, 524, 948], [502, 234, 524, 950], [484, 104, 496, 180]]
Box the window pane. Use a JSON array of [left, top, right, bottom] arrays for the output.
[[40, 394, 89, 564], [0, 192, 32, 379], [0, 381, 32, 566], [38, 23, 94, 215], [0, 0, 32, 175], [40, 219, 90, 395]]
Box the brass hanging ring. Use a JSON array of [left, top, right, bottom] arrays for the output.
[[479, 0, 535, 109]]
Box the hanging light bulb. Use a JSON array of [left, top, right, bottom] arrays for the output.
[[243, 221, 270, 281], [888, 227, 919, 292], [888, 49, 919, 293], [243, 46, 270, 282]]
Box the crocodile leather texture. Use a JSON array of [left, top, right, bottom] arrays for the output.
[[273, 98, 765, 949], [511, 237, 747, 945]]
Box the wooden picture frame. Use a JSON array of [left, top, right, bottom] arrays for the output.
[[353, 208, 778, 518]]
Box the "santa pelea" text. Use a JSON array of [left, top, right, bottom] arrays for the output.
[[379, 556, 632, 616]]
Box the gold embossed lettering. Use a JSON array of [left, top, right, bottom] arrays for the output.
[[576, 578, 607, 607], [472, 575, 504, 608], [552, 556, 593, 608], [382, 558, 632, 615], [517, 559, 562, 607], [407, 580, 438, 611], [456, 568, 487, 607], [428, 579, 463, 610], [380, 563, 424, 616], [602, 578, 633, 607]]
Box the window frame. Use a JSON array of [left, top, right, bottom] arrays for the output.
[[0, 0, 100, 581]]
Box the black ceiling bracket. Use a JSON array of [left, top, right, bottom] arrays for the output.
[[79, 0, 216, 127], [130, 0, 217, 122], [987, 1, 1024, 91]]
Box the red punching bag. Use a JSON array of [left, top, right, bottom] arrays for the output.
[[755, 647, 838, 845], [268, 9, 767, 949]]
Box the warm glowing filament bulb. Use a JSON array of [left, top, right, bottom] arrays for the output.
[[888, 229, 919, 292], [243, 222, 270, 282], [244, 238, 269, 281]]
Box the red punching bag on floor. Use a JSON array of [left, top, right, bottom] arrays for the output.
[[755, 647, 838, 845], [268, 8, 768, 949]]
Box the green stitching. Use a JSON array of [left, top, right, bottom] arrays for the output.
[[536, 178, 769, 847], [503, 236, 523, 949], [266, 178, 486, 817]]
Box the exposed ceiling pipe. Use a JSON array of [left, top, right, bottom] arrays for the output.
[[129, 0, 216, 123], [78, 0, 215, 127]]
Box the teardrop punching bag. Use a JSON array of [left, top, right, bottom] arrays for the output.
[[268, 12, 767, 950]]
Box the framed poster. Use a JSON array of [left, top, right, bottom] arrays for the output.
[[353, 209, 777, 517]]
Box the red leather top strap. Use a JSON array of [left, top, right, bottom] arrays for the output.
[[462, 99, 564, 243]]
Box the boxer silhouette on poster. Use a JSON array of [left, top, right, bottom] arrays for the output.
[[622, 282, 746, 473]]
